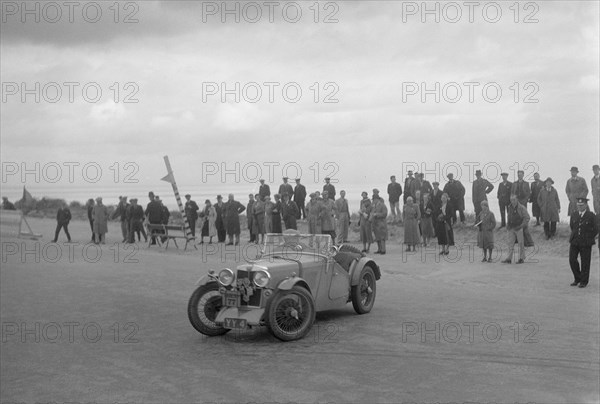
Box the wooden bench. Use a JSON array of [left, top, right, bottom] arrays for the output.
[[146, 224, 196, 250]]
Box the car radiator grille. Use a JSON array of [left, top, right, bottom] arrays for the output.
[[236, 270, 262, 307]]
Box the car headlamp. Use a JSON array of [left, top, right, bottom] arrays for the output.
[[252, 270, 270, 288], [218, 268, 234, 286]]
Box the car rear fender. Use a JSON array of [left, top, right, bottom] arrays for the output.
[[276, 277, 312, 295], [350, 258, 381, 286]]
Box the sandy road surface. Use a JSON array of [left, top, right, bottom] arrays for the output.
[[1, 218, 599, 403]]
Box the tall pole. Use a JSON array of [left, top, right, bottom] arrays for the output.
[[161, 155, 194, 241]]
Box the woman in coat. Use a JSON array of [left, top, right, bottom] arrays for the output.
[[200, 200, 217, 244], [537, 177, 561, 239], [420, 193, 435, 247], [370, 195, 388, 254], [306, 193, 322, 235], [272, 194, 283, 234], [434, 193, 454, 255], [477, 200, 496, 262], [264, 196, 274, 233], [403, 196, 421, 251], [92, 197, 109, 244], [359, 192, 373, 253]]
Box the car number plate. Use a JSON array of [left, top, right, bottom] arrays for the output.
[[223, 291, 239, 307], [223, 318, 247, 329]]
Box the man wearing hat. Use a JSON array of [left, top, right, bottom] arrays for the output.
[[127, 198, 147, 243], [430, 181, 443, 213], [111, 196, 130, 242], [145, 192, 163, 245], [529, 172, 544, 226], [214, 195, 226, 243], [565, 166, 589, 216], [502, 194, 530, 264], [323, 177, 336, 201], [370, 189, 388, 254], [404, 171, 415, 204], [92, 197, 109, 244], [511, 170, 531, 211], [293, 178, 307, 220], [443, 173, 466, 225], [416, 173, 433, 203], [591, 164, 600, 214], [387, 175, 403, 223], [278, 177, 293, 199], [472, 169, 494, 220], [258, 179, 270, 202], [184, 194, 200, 237], [537, 177, 560, 239], [497, 172, 512, 228], [222, 194, 245, 246], [568, 197, 598, 288]]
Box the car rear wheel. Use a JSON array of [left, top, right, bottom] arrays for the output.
[[187, 283, 229, 336], [351, 265, 376, 314], [267, 286, 315, 341]]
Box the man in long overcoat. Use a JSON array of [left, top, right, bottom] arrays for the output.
[[537, 177, 560, 239], [223, 194, 245, 245], [565, 166, 589, 216]]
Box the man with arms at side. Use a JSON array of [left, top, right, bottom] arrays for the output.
[[568, 198, 598, 288], [387, 175, 403, 224]]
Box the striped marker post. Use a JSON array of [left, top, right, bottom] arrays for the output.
[[160, 155, 196, 249]]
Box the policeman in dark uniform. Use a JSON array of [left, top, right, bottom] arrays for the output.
[[569, 197, 598, 288]]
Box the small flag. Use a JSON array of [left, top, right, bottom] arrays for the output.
[[21, 186, 34, 204]]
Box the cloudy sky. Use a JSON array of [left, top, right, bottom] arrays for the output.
[[1, 1, 598, 209]]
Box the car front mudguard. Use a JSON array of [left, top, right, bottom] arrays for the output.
[[350, 257, 381, 286]]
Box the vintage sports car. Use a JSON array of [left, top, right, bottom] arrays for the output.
[[188, 231, 382, 341]]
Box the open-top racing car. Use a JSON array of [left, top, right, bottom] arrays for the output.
[[188, 231, 381, 341]]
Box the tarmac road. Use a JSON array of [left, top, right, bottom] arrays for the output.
[[1, 218, 599, 403]]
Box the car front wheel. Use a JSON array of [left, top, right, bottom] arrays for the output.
[[187, 282, 229, 336], [351, 265, 376, 314], [268, 286, 315, 341]]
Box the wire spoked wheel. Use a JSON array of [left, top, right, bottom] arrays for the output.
[[351, 265, 376, 314], [187, 283, 229, 336], [268, 286, 315, 341]]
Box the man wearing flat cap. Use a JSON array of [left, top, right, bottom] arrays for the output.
[[537, 177, 560, 239], [472, 169, 494, 220], [258, 179, 270, 202], [443, 173, 466, 225], [568, 197, 598, 288], [293, 178, 307, 220], [530, 172, 544, 226], [184, 194, 200, 237], [511, 170, 531, 211], [404, 171, 415, 204], [323, 177, 336, 201], [566, 166, 589, 216], [591, 164, 600, 214], [278, 177, 293, 199], [497, 172, 512, 228]]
